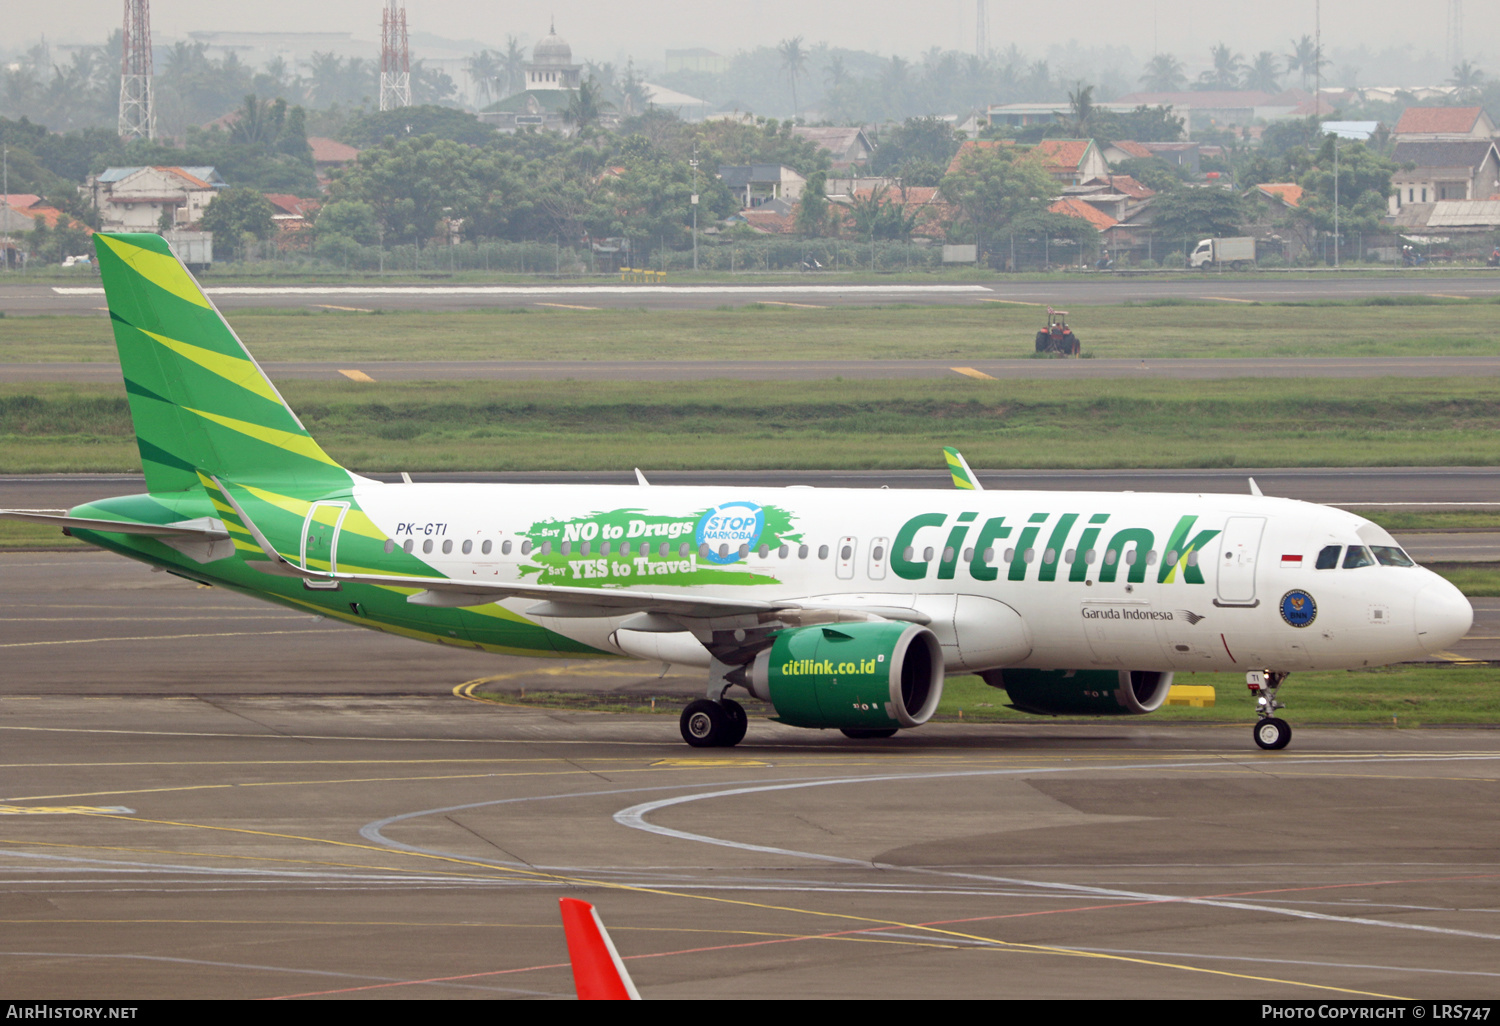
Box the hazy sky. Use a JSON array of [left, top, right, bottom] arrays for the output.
[[24, 0, 1490, 73]]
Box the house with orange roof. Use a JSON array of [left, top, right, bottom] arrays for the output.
[[945, 138, 1107, 185], [1252, 182, 1303, 208], [87, 166, 227, 231], [1393, 107, 1496, 142], [1048, 197, 1117, 232], [264, 194, 322, 230]]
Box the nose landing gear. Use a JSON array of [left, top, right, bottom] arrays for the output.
[[1247, 670, 1292, 750]]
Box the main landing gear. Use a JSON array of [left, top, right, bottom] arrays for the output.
[[680, 697, 747, 748], [1247, 670, 1292, 750]]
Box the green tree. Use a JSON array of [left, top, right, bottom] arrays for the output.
[[199, 187, 277, 259], [341, 105, 496, 148], [939, 143, 1060, 246], [1149, 186, 1246, 249], [794, 170, 830, 237], [332, 135, 500, 245], [870, 116, 959, 177], [314, 199, 380, 245], [1296, 138, 1396, 234]]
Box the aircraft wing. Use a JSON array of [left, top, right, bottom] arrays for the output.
[[0, 509, 231, 539]]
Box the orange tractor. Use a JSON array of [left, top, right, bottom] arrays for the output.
[[1034, 308, 1081, 356]]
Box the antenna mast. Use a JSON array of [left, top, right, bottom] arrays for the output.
[[118, 0, 155, 140], [975, 0, 989, 59], [1447, 0, 1464, 70], [379, 0, 411, 111]]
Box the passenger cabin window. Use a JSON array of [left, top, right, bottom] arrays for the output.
[[1316, 545, 1341, 569], [462, 540, 472, 555], [403, 539, 414, 554], [384, 539, 395, 554], [482, 540, 493, 555], [1343, 545, 1375, 569]]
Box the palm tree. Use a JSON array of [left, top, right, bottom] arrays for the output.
[[1449, 60, 1486, 101], [824, 55, 847, 92], [778, 36, 808, 118], [1244, 51, 1281, 92], [564, 75, 614, 134], [1199, 43, 1245, 89], [465, 50, 502, 107], [1285, 35, 1324, 92], [500, 36, 526, 98], [1066, 83, 1095, 137], [1140, 53, 1186, 92]]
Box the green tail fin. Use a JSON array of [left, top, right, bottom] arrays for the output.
[[94, 232, 352, 495]]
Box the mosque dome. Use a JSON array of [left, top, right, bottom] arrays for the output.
[[532, 28, 573, 66]]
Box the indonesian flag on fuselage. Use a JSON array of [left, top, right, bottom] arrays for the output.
[[1281, 554, 1304, 568]]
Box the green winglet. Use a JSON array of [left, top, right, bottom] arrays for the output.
[[94, 232, 353, 496], [943, 447, 983, 491]]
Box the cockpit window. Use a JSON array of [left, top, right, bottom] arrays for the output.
[[1342, 545, 1376, 569], [1315, 545, 1341, 569], [1370, 545, 1415, 567]]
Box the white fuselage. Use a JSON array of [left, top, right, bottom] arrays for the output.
[[349, 482, 1473, 674]]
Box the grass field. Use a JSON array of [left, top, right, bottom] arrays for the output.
[[5, 376, 1500, 475], [467, 664, 1500, 728], [3, 295, 1499, 363]]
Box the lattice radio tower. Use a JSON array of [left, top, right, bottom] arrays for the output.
[[379, 0, 411, 111], [1447, 0, 1464, 70], [975, 0, 989, 59], [118, 0, 155, 140]]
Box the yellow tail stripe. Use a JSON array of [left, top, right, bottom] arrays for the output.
[[140, 328, 284, 407], [183, 408, 342, 468], [97, 234, 211, 309]]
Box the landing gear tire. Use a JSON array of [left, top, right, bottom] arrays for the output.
[[721, 698, 748, 747], [1253, 717, 1292, 751], [681, 699, 729, 748], [841, 727, 898, 739]]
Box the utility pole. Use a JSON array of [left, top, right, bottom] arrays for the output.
[[690, 145, 700, 272], [119, 0, 155, 140], [3, 144, 9, 272], [1333, 136, 1340, 268]]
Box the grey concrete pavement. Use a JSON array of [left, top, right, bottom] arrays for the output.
[[1, 551, 1499, 999], [4, 271, 1500, 314]]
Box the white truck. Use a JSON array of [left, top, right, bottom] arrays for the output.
[[1189, 236, 1255, 270]]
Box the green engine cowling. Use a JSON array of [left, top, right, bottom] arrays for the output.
[[747, 622, 944, 730], [980, 668, 1174, 715]]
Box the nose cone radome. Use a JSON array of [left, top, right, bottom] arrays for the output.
[[1414, 578, 1473, 653]]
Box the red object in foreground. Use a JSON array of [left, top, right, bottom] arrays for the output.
[[559, 897, 641, 1000]]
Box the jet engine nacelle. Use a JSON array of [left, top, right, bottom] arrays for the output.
[[747, 622, 944, 731], [981, 668, 1174, 716]]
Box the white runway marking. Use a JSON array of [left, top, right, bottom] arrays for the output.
[[611, 757, 1500, 943], [54, 285, 992, 297]]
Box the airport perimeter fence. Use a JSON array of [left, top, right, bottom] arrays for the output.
[[216, 230, 1500, 277]]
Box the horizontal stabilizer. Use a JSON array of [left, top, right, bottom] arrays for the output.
[[0, 509, 230, 540]]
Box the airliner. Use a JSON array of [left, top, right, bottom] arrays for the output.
[[0, 233, 1474, 751]]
